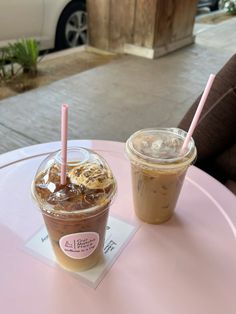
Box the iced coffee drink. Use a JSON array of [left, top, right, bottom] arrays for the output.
[[32, 147, 116, 272], [126, 128, 196, 224]]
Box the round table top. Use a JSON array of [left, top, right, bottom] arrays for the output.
[[0, 140, 236, 314]]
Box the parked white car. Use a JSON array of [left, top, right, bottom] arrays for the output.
[[0, 0, 87, 51]]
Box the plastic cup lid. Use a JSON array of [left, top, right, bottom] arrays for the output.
[[126, 128, 196, 168]]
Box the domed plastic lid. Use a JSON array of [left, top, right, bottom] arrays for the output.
[[32, 147, 117, 215], [126, 128, 196, 169]]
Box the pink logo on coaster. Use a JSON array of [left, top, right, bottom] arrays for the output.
[[59, 232, 99, 259]]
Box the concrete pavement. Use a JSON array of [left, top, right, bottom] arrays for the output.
[[0, 15, 236, 154]]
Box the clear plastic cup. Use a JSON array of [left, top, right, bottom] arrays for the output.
[[32, 147, 117, 272], [126, 128, 197, 224]]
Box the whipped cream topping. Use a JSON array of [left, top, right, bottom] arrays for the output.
[[68, 162, 114, 190]]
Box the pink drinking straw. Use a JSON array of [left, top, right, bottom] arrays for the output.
[[180, 74, 215, 155], [60, 104, 69, 185]]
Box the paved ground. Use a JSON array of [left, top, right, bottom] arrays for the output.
[[0, 47, 117, 101], [0, 15, 236, 154]]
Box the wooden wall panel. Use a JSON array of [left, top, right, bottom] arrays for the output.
[[133, 0, 157, 48], [87, 0, 198, 57], [155, 0, 177, 47], [171, 0, 198, 40], [154, 0, 198, 48], [109, 0, 136, 51], [87, 0, 110, 50]]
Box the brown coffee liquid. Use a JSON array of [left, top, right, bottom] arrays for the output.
[[34, 162, 115, 271], [42, 206, 109, 272]]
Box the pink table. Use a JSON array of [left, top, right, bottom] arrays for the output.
[[0, 140, 236, 314]]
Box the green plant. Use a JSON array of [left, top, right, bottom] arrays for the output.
[[0, 49, 7, 80], [220, 0, 236, 14], [8, 38, 39, 76], [0, 47, 17, 82]]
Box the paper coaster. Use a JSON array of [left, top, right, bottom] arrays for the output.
[[24, 216, 138, 288]]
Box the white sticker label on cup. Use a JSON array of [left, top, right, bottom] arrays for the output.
[[59, 232, 99, 259]]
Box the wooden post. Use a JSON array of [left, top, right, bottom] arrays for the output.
[[87, 0, 198, 58], [153, 0, 198, 57]]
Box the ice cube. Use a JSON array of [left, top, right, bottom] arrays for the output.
[[151, 139, 163, 152], [47, 187, 70, 203]]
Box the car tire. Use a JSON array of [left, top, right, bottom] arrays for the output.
[[210, 1, 219, 11], [55, 1, 87, 50]]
